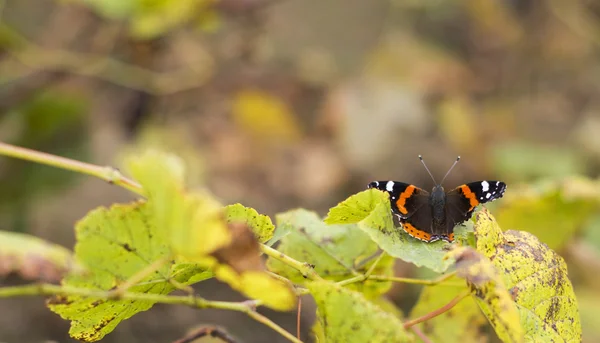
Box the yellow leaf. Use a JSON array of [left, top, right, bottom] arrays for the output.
[[214, 264, 296, 311], [446, 246, 524, 343], [232, 89, 302, 144], [126, 150, 231, 260], [474, 209, 582, 342]]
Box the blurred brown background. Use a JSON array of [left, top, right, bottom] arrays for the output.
[[2, 0, 600, 342]]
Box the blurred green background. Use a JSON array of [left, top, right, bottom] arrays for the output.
[[1, 0, 600, 342]]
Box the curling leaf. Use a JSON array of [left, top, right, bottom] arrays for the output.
[[127, 150, 231, 260], [224, 203, 275, 243], [325, 189, 452, 273], [446, 246, 524, 343], [475, 209, 582, 342], [0, 230, 83, 282]]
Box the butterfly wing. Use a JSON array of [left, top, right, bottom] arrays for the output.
[[445, 180, 507, 231], [368, 181, 437, 241], [368, 181, 430, 218]]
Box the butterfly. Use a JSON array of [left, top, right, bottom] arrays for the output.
[[368, 156, 506, 243]]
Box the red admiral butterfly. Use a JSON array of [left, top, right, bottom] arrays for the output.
[[368, 156, 506, 243]]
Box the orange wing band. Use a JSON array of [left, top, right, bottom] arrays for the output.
[[395, 186, 416, 215], [402, 222, 432, 241], [459, 185, 480, 211]]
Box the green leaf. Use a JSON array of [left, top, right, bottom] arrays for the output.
[[127, 150, 295, 311], [494, 177, 600, 250], [127, 150, 232, 260], [325, 189, 452, 273], [311, 296, 406, 342], [474, 209, 582, 342], [410, 276, 488, 342], [446, 246, 524, 343], [48, 202, 210, 342], [0, 231, 83, 282], [309, 280, 412, 343], [325, 188, 387, 224], [224, 203, 275, 243], [266, 209, 394, 298]]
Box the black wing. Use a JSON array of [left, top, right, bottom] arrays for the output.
[[368, 180, 436, 241], [367, 181, 430, 219], [445, 180, 507, 230]]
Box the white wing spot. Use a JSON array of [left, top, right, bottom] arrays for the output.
[[496, 181, 500, 186], [481, 181, 489, 192], [386, 181, 395, 192], [485, 193, 491, 199]]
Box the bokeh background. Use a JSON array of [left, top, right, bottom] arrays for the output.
[[2, 0, 600, 342]]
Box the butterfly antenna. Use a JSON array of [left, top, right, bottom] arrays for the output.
[[440, 156, 461, 185], [418, 155, 437, 184]]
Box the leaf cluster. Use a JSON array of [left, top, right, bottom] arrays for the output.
[[0, 148, 588, 343]]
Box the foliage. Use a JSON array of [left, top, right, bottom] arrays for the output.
[[410, 275, 488, 342], [48, 201, 213, 341], [474, 210, 581, 342], [75, 0, 220, 39], [325, 188, 456, 272], [309, 280, 412, 342], [266, 209, 394, 298], [0, 147, 587, 343], [0, 231, 84, 282]]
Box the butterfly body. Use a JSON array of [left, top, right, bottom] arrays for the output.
[[368, 179, 506, 243]]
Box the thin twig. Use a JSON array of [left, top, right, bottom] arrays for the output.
[[260, 244, 321, 281], [364, 251, 387, 277], [367, 271, 459, 286], [0, 142, 143, 195], [0, 283, 302, 343], [110, 256, 171, 298], [296, 296, 302, 341], [245, 310, 303, 343], [410, 326, 433, 343], [403, 291, 470, 329]]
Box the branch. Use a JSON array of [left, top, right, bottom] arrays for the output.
[[0, 142, 143, 195], [0, 284, 302, 343], [367, 271, 460, 286], [403, 290, 470, 329], [260, 244, 322, 281]]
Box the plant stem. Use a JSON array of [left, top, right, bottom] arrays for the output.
[[403, 290, 470, 329], [0, 142, 143, 195], [335, 251, 388, 287], [0, 284, 302, 343], [368, 271, 459, 286], [111, 256, 171, 297], [245, 310, 303, 343], [260, 244, 322, 281]]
